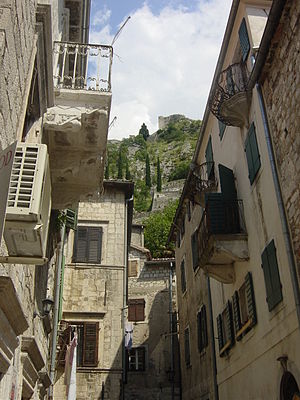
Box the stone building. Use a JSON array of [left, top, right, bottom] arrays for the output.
[[126, 236, 180, 400], [0, 1, 112, 399], [54, 180, 134, 400], [169, 0, 300, 399]]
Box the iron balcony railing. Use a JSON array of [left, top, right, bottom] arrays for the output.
[[198, 199, 246, 265], [189, 162, 218, 206], [53, 42, 113, 92], [209, 62, 248, 126]]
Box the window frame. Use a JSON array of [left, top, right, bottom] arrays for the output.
[[180, 259, 187, 294], [191, 229, 199, 271], [197, 305, 208, 353], [216, 301, 234, 357], [128, 299, 145, 322], [73, 226, 103, 264], [128, 259, 138, 277], [127, 346, 146, 372]]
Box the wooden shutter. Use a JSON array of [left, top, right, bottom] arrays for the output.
[[205, 136, 214, 178], [218, 120, 226, 140], [239, 18, 250, 61], [74, 227, 88, 262], [245, 123, 261, 184], [191, 230, 199, 270], [232, 291, 242, 338], [181, 260, 186, 293], [88, 227, 102, 263], [201, 305, 208, 349], [216, 314, 224, 352], [128, 299, 145, 322], [66, 208, 77, 230], [128, 260, 138, 277], [225, 301, 234, 347], [184, 328, 190, 366], [262, 240, 283, 311], [218, 164, 237, 201], [205, 193, 226, 234], [245, 272, 257, 326], [83, 322, 99, 366]]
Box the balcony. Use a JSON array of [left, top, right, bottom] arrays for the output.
[[43, 42, 113, 209], [189, 162, 218, 206], [209, 63, 251, 127], [198, 198, 249, 283]]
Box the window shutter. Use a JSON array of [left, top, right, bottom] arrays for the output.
[[245, 272, 257, 326], [262, 240, 283, 311], [128, 302, 136, 321], [218, 120, 226, 140], [232, 291, 242, 338], [205, 137, 214, 178], [83, 322, 99, 366], [245, 123, 261, 184], [239, 18, 250, 62], [191, 230, 199, 270], [74, 227, 88, 262], [65, 208, 77, 230], [128, 260, 138, 277], [202, 305, 208, 348], [225, 301, 234, 347], [184, 328, 190, 366], [187, 201, 191, 221], [181, 260, 186, 293], [135, 300, 145, 321], [88, 227, 102, 263], [216, 314, 224, 352], [197, 311, 201, 352]]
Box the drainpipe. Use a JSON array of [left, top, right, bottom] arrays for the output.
[[122, 196, 133, 399], [256, 84, 300, 327], [49, 223, 66, 399], [207, 276, 219, 400], [169, 262, 175, 400]]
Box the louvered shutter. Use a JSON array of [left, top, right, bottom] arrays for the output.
[[218, 120, 226, 140], [181, 260, 186, 293], [262, 240, 283, 311], [245, 272, 257, 326], [128, 301, 136, 321], [216, 314, 224, 352], [65, 208, 77, 230], [245, 123, 261, 184], [225, 301, 234, 347], [239, 18, 250, 62], [83, 322, 99, 366], [202, 305, 208, 348], [232, 291, 242, 339], [184, 328, 190, 365], [205, 137, 214, 178], [205, 193, 226, 234], [74, 227, 88, 262], [191, 230, 199, 270], [88, 227, 102, 263], [135, 299, 145, 321]]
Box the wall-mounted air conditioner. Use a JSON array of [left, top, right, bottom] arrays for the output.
[[4, 143, 51, 258]]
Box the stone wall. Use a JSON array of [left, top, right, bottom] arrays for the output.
[[262, 0, 300, 279]]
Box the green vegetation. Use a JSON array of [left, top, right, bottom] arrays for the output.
[[157, 157, 162, 192], [117, 148, 123, 179], [143, 200, 179, 258], [145, 153, 151, 188], [168, 160, 190, 181], [139, 123, 149, 141]]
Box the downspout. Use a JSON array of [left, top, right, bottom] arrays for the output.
[[207, 276, 219, 400], [49, 223, 66, 399], [169, 262, 174, 400], [256, 84, 300, 327]]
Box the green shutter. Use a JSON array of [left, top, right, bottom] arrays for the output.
[[181, 260, 186, 293], [205, 193, 226, 234], [191, 230, 199, 270], [232, 291, 242, 338], [218, 164, 237, 200], [245, 272, 257, 326], [65, 208, 77, 230], [218, 120, 226, 140], [225, 301, 234, 347], [245, 123, 261, 184], [205, 137, 214, 178], [262, 240, 283, 311], [239, 18, 250, 62], [216, 314, 224, 352]]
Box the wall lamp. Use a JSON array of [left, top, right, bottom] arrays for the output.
[[33, 298, 54, 319]]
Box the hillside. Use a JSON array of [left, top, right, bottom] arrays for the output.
[[105, 116, 201, 213]]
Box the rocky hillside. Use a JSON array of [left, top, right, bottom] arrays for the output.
[[105, 116, 201, 213]]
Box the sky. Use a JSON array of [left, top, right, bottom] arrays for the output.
[[89, 0, 232, 140]]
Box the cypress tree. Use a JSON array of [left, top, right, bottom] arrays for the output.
[[125, 160, 131, 180], [157, 156, 162, 192], [139, 123, 149, 141], [117, 148, 123, 179], [145, 153, 151, 188]]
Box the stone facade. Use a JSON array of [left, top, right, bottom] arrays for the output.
[[261, 0, 300, 280], [170, 1, 300, 399], [53, 181, 134, 400]]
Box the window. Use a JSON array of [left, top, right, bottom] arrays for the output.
[[261, 240, 283, 311], [73, 226, 103, 263], [128, 259, 138, 277], [218, 120, 226, 140], [216, 301, 234, 357], [127, 347, 146, 371], [184, 327, 190, 366], [245, 122, 261, 184], [197, 305, 208, 352], [239, 18, 250, 62], [180, 259, 186, 293], [232, 272, 257, 340], [187, 201, 191, 221], [191, 229, 199, 270], [205, 136, 214, 179], [128, 299, 145, 322]]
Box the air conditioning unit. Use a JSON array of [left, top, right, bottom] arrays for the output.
[[4, 143, 51, 258]]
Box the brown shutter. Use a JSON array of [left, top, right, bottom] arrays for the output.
[[128, 299, 145, 322], [135, 300, 145, 321], [83, 322, 99, 366]]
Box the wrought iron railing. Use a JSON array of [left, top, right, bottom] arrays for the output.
[[198, 199, 246, 264], [209, 62, 248, 125], [53, 42, 113, 92], [192, 161, 217, 192]]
